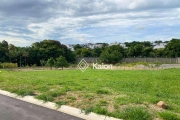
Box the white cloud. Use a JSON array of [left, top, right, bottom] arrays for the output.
[[0, 35, 33, 47], [0, 0, 180, 46]]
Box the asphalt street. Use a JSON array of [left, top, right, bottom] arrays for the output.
[[0, 94, 84, 120]]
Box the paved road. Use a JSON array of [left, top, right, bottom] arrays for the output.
[[0, 94, 84, 120]]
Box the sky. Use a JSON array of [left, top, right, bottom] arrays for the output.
[[0, 0, 180, 47]]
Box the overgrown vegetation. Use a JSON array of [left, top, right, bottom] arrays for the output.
[[1, 38, 180, 65], [0, 69, 180, 119], [0, 63, 18, 68]]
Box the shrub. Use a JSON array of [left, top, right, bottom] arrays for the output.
[[0, 63, 18, 68]]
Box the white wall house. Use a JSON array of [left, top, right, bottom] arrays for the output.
[[67, 44, 75, 51], [153, 43, 167, 49], [109, 41, 120, 46], [120, 43, 128, 49]]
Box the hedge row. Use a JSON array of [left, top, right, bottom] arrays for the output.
[[0, 63, 18, 68]]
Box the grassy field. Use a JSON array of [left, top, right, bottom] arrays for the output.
[[0, 68, 180, 120]]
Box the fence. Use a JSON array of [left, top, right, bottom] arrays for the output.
[[77, 57, 180, 64]]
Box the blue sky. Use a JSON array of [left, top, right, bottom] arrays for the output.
[[0, 0, 180, 46]]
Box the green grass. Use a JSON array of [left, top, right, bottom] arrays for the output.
[[118, 106, 153, 120], [158, 111, 180, 120], [0, 68, 180, 119]]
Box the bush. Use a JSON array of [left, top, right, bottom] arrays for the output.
[[0, 63, 18, 68]]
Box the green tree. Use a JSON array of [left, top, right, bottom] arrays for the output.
[[154, 49, 165, 57], [46, 57, 55, 70], [55, 56, 69, 70], [40, 60, 46, 67], [74, 49, 82, 57], [17, 48, 24, 67], [92, 47, 102, 57], [73, 44, 83, 50], [28, 40, 75, 66], [142, 46, 154, 57], [74, 48, 92, 57], [100, 45, 123, 64], [127, 44, 143, 57], [6, 50, 19, 63], [142, 41, 151, 47], [81, 48, 92, 57], [22, 51, 29, 66], [0, 40, 8, 62], [164, 38, 180, 57]]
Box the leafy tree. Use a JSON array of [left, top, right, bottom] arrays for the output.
[[100, 45, 123, 64], [28, 46, 41, 66], [40, 60, 46, 67], [125, 41, 141, 47], [46, 57, 55, 70], [92, 47, 102, 57], [164, 38, 180, 57], [16, 47, 24, 67], [39, 40, 64, 60], [73, 44, 83, 50], [142, 41, 151, 47], [28, 40, 75, 65], [149, 51, 156, 57], [0, 40, 8, 62], [74, 48, 92, 57], [63, 49, 76, 63], [8, 44, 16, 50], [154, 49, 165, 57], [142, 46, 154, 57], [22, 51, 29, 66], [55, 56, 69, 70], [155, 40, 162, 44], [6, 50, 19, 63], [81, 48, 92, 57], [74, 49, 82, 57], [101, 43, 109, 50], [100, 50, 123, 64], [127, 44, 143, 57]]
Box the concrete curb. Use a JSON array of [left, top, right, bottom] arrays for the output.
[[0, 90, 122, 120]]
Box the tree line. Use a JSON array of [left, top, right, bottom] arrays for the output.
[[0, 38, 180, 66], [74, 38, 180, 64], [0, 40, 75, 67]]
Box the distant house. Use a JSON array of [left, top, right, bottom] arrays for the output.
[[120, 43, 128, 49], [82, 43, 103, 49], [153, 42, 167, 49], [109, 41, 120, 46], [67, 44, 75, 51], [94, 43, 104, 48], [86, 43, 94, 49]]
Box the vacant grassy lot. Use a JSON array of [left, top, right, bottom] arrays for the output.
[[0, 68, 180, 120]]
